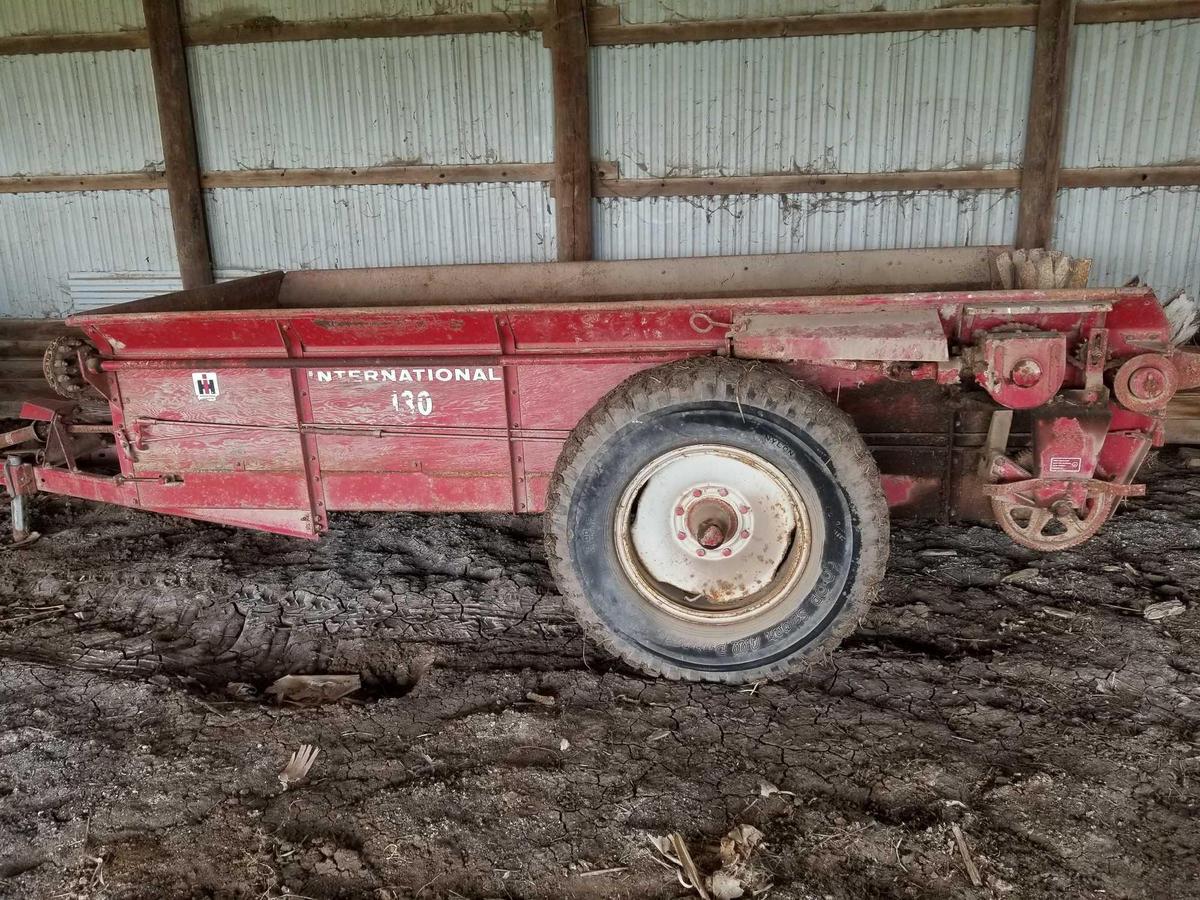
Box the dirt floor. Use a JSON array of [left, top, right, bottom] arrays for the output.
[[1, 456, 1198, 900]]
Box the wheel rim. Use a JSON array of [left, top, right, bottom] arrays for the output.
[[614, 444, 813, 623]]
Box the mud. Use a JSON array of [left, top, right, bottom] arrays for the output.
[[0, 455, 1198, 899]]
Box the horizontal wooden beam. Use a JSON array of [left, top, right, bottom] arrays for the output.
[[183, 9, 543, 47], [0, 164, 554, 194], [0, 172, 166, 193], [588, 6, 1038, 44], [1058, 165, 1200, 188], [1075, 0, 1200, 23], [3, 1, 1199, 56], [201, 163, 554, 189], [594, 169, 1024, 198], [7, 163, 1200, 198], [0, 31, 149, 55], [0, 10, 543, 56]]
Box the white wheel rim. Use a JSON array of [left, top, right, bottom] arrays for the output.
[[614, 444, 812, 623]]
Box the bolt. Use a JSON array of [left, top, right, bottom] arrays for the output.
[[692, 489, 702, 498], [1129, 366, 1166, 401], [674, 506, 684, 516], [718, 487, 729, 497], [699, 524, 725, 548], [696, 548, 706, 557], [677, 531, 687, 540], [1010, 357, 1043, 388], [738, 505, 750, 514], [721, 548, 732, 557], [740, 530, 750, 540]]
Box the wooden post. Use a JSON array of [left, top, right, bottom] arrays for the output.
[[547, 0, 593, 261], [143, 0, 214, 287], [1015, 0, 1076, 250]]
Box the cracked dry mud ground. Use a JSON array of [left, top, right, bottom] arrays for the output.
[[1, 457, 1198, 900]]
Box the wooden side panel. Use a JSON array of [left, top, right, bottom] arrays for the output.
[[119, 367, 303, 474], [517, 362, 653, 429], [305, 366, 508, 428]]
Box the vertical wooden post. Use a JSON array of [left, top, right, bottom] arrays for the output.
[[1015, 0, 1076, 250], [143, 0, 214, 287], [547, 0, 593, 261]]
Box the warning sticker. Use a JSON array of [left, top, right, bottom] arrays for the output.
[[1048, 456, 1082, 474], [192, 372, 220, 401]]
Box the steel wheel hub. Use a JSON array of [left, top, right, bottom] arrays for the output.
[[616, 445, 811, 622]]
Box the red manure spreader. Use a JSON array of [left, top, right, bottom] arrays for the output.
[[4, 247, 1198, 682]]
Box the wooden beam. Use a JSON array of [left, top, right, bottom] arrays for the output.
[[8, 163, 1200, 198], [143, 0, 213, 289], [183, 10, 543, 46], [1075, 1, 1200, 23], [202, 163, 554, 189], [1016, 0, 1076, 250], [588, 6, 1038, 45], [547, 0, 593, 262], [0, 172, 166, 194], [595, 169, 1022, 198], [1059, 165, 1200, 188], [4, 1, 1200, 57], [0, 31, 149, 55]]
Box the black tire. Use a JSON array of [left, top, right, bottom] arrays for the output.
[[544, 357, 888, 683]]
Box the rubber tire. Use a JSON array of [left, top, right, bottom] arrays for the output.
[[544, 357, 889, 683]]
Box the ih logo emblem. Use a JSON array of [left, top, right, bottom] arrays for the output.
[[192, 372, 220, 401]]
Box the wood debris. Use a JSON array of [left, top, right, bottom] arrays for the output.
[[1143, 599, 1186, 622], [952, 824, 983, 887], [265, 674, 361, 706]]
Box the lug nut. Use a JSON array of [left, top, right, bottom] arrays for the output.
[[718, 488, 729, 497], [692, 489, 702, 498], [721, 548, 732, 557], [696, 548, 706, 557], [674, 505, 684, 516], [740, 529, 750, 540], [677, 531, 687, 540], [738, 505, 750, 514]]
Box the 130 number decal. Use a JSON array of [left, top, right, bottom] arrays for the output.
[[392, 390, 433, 416]]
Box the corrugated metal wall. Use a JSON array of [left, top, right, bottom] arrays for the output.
[[1056, 19, 1200, 299], [1, 2, 1199, 317], [592, 27, 1032, 258]]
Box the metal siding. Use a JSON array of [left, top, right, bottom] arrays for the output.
[[609, 0, 967, 23], [595, 190, 1018, 260], [205, 182, 554, 270], [183, 0, 542, 23], [0, 191, 178, 318], [0, 51, 163, 176], [1064, 21, 1200, 169], [0, 1, 144, 36], [1055, 187, 1200, 299], [592, 29, 1033, 178], [189, 33, 552, 170]]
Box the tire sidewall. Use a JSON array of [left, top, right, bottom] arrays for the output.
[[565, 400, 865, 676]]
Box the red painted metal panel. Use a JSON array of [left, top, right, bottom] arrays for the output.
[[81, 319, 287, 359], [287, 312, 502, 355], [36, 468, 139, 505], [305, 364, 508, 428], [321, 471, 512, 512], [118, 368, 304, 475], [136, 472, 309, 509], [518, 362, 654, 429]]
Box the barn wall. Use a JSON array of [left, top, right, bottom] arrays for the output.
[[1, 1, 1199, 317]]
